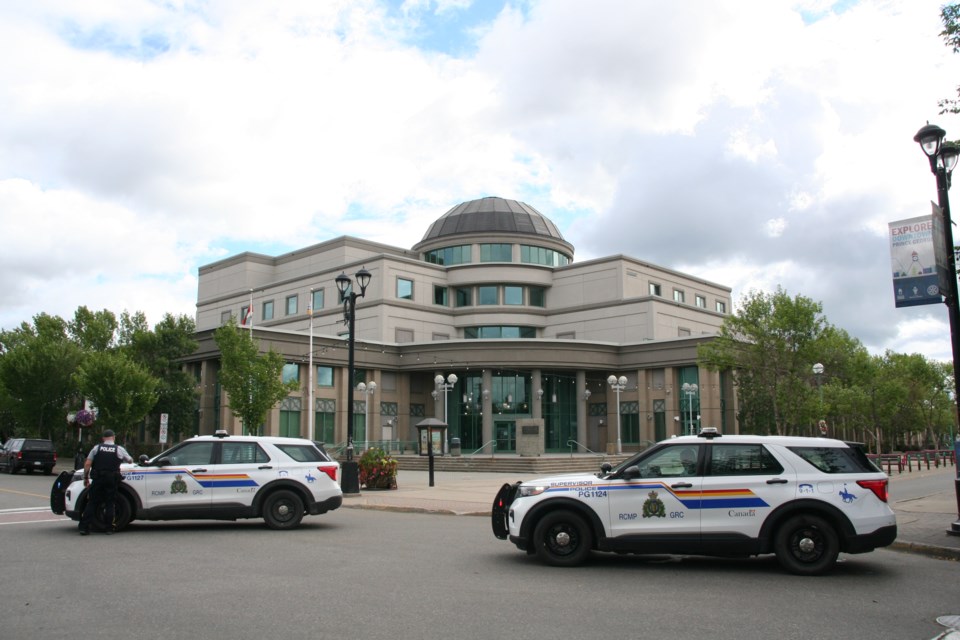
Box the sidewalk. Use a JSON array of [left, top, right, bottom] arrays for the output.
[[340, 466, 960, 561]]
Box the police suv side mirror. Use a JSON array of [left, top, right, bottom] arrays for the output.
[[157, 457, 172, 467], [621, 465, 641, 480]]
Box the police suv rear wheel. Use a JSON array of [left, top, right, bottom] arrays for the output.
[[774, 514, 839, 576], [533, 510, 593, 567], [263, 490, 304, 530]]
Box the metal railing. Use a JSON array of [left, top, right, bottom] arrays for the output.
[[322, 440, 417, 459], [467, 440, 498, 458], [566, 439, 603, 457]]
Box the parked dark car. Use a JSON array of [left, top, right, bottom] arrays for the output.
[[1, 438, 57, 475]]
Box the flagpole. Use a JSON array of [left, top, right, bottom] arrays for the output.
[[248, 289, 254, 338], [308, 290, 315, 442]]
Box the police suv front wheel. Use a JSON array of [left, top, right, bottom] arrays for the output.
[[774, 514, 840, 576], [263, 490, 305, 530], [532, 510, 593, 567]]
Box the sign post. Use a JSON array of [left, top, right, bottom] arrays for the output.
[[159, 413, 169, 445]]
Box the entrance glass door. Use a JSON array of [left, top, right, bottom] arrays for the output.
[[495, 421, 515, 452]]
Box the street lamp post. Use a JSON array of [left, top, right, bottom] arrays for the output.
[[681, 382, 698, 436], [607, 375, 627, 454], [434, 373, 457, 422], [434, 373, 457, 451], [358, 380, 376, 451], [914, 123, 960, 536], [335, 266, 371, 495]]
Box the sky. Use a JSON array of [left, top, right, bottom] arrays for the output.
[[3, 0, 960, 361]]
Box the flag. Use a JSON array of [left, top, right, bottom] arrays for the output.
[[240, 305, 253, 326]]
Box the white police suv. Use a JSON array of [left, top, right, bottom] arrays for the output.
[[492, 429, 897, 575], [51, 432, 342, 531]]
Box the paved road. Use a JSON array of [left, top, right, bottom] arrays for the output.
[[1, 469, 958, 640]]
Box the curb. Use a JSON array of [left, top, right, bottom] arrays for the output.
[[341, 502, 490, 517], [889, 540, 960, 562]]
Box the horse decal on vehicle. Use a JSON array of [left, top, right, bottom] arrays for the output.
[[839, 485, 857, 504]]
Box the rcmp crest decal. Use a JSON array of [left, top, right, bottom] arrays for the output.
[[642, 490, 666, 518], [170, 474, 189, 494]]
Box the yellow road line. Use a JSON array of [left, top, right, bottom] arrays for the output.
[[0, 487, 47, 499]]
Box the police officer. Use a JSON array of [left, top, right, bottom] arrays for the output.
[[79, 429, 133, 536]]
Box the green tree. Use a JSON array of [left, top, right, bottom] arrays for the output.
[[121, 312, 199, 441], [68, 306, 117, 351], [0, 315, 83, 438], [74, 351, 158, 440], [940, 3, 960, 114], [214, 320, 298, 435], [698, 288, 833, 435]]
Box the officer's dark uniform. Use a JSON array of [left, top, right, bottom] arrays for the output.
[[79, 443, 124, 534]]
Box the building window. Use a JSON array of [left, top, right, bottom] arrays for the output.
[[262, 300, 274, 320], [396, 328, 414, 343], [286, 295, 298, 315], [695, 295, 706, 308], [556, 331, 575, 339], [220, 310, 232, 325], [464, 326, 536, 339], [478, 286, 498, 305], [432, 333, 450, 340], [716, 300, 727, 313], [678, 327, 691, 337], [316, 399, 336, 444], [521, 245, 570, 266], [397, 277, 414, 300], [673, 289, 685, 303], [424, 245, 471, 265], [529, 286, 546, 307], [317, 366, 334, 387], [311, 289, 324, 312], [282, 363, 299, 384], [649, 283, 661, 296], [455, 287, 472, 307], [504, 286, 523, 305], [480, 243, 513, 262], [433, 285, 448, 306]]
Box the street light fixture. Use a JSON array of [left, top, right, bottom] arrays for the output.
[[812, 363, 825, 435], [434, 372, 457, 424], [335, 266, 371, 495], [914, 123, 960, 536], [357, 381, 376, 451], [607, 375, 627, 454], [681, 382, 698, 436]]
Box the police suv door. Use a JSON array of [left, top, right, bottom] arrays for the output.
[[143, 441, 215, 514], [208, 441, 273, 510], [698, 442, 796, 546], [608, 444, 703, 539]]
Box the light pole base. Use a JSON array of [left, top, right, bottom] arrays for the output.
[[952, 478, 960, 536], [341, 460, 360, 495]]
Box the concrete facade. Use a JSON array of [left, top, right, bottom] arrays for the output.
[[186, 197, 736, 454]]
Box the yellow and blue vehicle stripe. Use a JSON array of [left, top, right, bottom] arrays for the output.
[[132, 469, 259, 488]]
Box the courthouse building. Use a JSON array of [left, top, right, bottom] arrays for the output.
[[186, 196, 737, 454]]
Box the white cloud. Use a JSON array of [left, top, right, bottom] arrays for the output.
[[1, 0, 959, 366]]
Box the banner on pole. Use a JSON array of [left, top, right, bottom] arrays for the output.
[[889, 212, 943, 308]]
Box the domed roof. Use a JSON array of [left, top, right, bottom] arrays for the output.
[[418, 197, 567, 244]]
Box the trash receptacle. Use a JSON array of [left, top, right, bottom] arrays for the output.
[[450, 437, 461, 457]]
